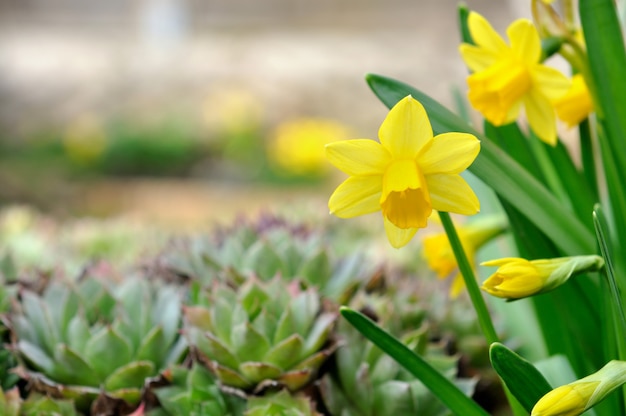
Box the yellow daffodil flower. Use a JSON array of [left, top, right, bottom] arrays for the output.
[[553, 74, 594, 128], [459, 12, 571, 145], [422, 216, 507, 297], [481, 255, 603, 300], [532, 360, 626, 416], [326, 95, 480, 248]]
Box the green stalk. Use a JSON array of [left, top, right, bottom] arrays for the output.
[[438, 211, 498, 344], [438, 211, 526, 415]]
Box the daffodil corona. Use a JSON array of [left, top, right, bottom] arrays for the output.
[[459, 12, 571, 145], [326, 96, 480, 248]]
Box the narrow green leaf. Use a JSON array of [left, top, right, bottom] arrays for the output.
[[489, 343, 552, 412], [593, 205, 626, 350], [579, 0, 626, 155], [365, 73, 595, 256], [340, 307, 489, 416]]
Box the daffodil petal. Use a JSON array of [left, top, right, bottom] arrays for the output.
[[325, 139, 391, 176], [481, 257, 524, 267], [329, 176, 382, 218], [419, 133, 480, 175], [532, 65, 571, 100], [383, 216, 418, 248], [524, 90, 557, 146], [468, 12, 508, 54], [449, 273, 466, 298], [427, 174, 480, 215], [459, 44, 499, 73], [507, 19, 541, 65], [378, 96, 432, 159]]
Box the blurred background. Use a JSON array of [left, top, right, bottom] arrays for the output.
[[0, 0, 521, 229]]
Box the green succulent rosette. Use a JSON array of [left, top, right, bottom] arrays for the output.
[[10, 275, 186, 412], [184, 277, 338, 393]]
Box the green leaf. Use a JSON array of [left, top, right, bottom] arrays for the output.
[[153, 286, 182, 347], [243, 240, 285, 280], [289, 291, 319, 337], [593, 204, 626, 370], [340, 307, 489, 416], [136, 325, 166, 366], [365, 73, 595, 256], [17, 340, 55, 375], [53, 344, 100, 386], [21, 292, 58, 356], [303, 312, 336, 356], [238, 361, 282, 384], [103, 360, 156, 391], [489, 342, 552, 412], [66, 315, 91, 353], [580, 0, 626, 249], [262, 334, 304, 370], [232, 323, 271, 363], [84, 326, 133, 381]]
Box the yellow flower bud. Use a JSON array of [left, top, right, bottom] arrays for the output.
[[532, 360, 626, 416], [481, 255, 603, 300], [532, 382, 599, 416]]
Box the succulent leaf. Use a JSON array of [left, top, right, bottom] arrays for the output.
[[263, 334, 305, 369], [244, 390, 321, 416], [84, 326, 133, 382]]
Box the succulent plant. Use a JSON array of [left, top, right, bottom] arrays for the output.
[[184, 277, 338, 393], [147, 364, 245, 416], [0, 388, 80, 416], [244, 390, 321, 416], [319, 316, 476, 416], [162, 216, 374, 303], [10, 274, 186, 413]]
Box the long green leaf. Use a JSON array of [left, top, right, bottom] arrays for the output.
[[340, 307, 489, 416], [489, 342, 552, 413], [366, 73, 595, 255], [580, 0, 626, 252]]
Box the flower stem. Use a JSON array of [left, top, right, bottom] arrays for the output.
[[438, 211, 498, 344], [439, 211, 527, 416]]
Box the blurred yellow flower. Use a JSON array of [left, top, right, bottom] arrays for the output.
[[423, 216, 507, 298], [63, 114, 107, 165], [481, 255, 603, 300], [326, 95, 480, 248], [268, 118, 352, 177], [459, 12, 571, 145], [553, 74, 594, 128], [202, 88, 263, 136]]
